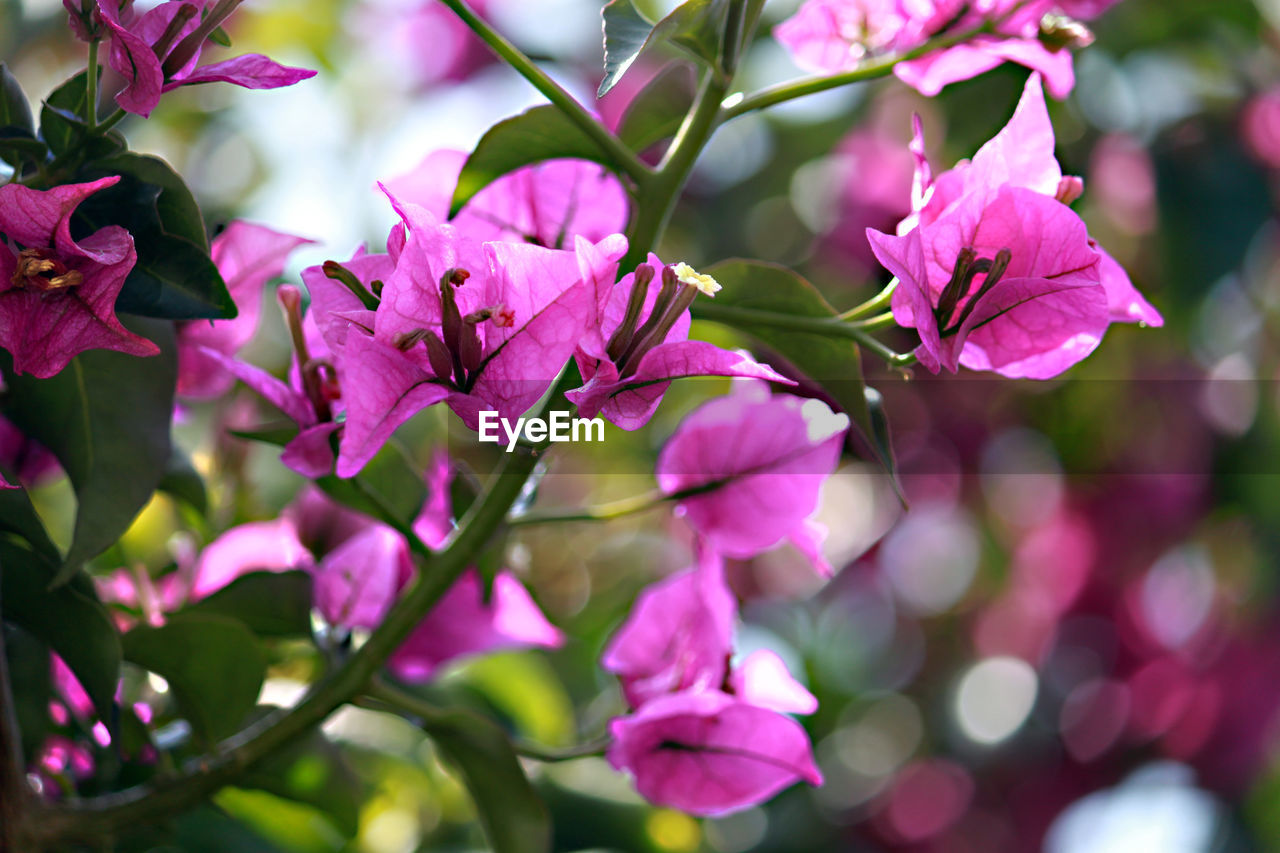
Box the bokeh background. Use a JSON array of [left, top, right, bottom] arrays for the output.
[[5, 0, 1280, 850]]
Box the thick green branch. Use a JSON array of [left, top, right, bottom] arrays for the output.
[[438, 0, 650, 186], [28, 448, 542, 847]]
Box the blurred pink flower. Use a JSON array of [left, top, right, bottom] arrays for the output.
[[606, 689, 824, 817], [0, 414, 58, 487], [176, 221, 312, 399], [385, 149, 629, 249], [1242, 88, 1280, 169], [0, 177, 159, 377], [655, 381, 848, 576], [92, 0, 316, 117], [190, 517, 314, 600], [567, 255, 791, 429], [353, 0, 495, 89], [1089, 133, 1158, 235]]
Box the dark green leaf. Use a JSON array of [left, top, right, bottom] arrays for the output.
[[0, 63, 34, 134], [158, 445, 208, 515], [598, 0, 655, 98], [450, 105, 621, 217], [0, 128, 48, 170], [597, 0, 729, 98], [40, 70, 122, 160], [420, 706, 551, 853], [121, 613, 266, 745], [229, 423, 299, 448], [4, 624, 53, 762], [0, 473, 60, 564], [0, 538, 121, 720], [182, 571, 313, 638], [700, 260, 897, 481], [0, 317, 177, 587], [315, 442, 427, 534], [616, 64, 696, 153], [73, 153, 235, 320]]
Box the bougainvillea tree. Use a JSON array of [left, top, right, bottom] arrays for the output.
[[0, 0, 1174, 850]]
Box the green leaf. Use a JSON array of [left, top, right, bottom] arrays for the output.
[[0, 474, 60, 564], [0, 63, 35, 134], [229, 422, 299, 448], [315, 443, 427, 535], [597, 0, 730, 98], [0, 129, 48, 170], [3, 625, 53, 762], [40, 69, 123, 160], [121, 613, 266, 745], [182, 570, 313, 638], [616, 64, 696, 153], [0, 317, 177, 588], [419, 706, 551, 853], [208, 26, 232, 48], [598, 0, 656, 98], [0, 538, 121, 721], [700, 260, 897, 480], [159, 445, 208, 515], [73, 153, 236, 321], [450, 105, 622, 217]]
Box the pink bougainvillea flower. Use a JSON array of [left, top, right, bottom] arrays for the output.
[[655, 381, 848, 576], [606, 689, 824, 817], [313, 523, 410, 630], [92, 0, 316, 117], [567, 255, 792, 429], [177, 221, 312, 399], [195, 285, 343, 477], [869, 185, 1110, 378], [728, 649, 820, 715], [385, 149, 629, 249], [334, 194, 626, 477], [0, 178, 159, 378], [775, 0, 1115, 99], [351, 0, 494, 89], [871, 74, 1159, 377], [190, 517, 314, 600], [601, 549, 737, 708]]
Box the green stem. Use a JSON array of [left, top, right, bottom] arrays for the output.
[[29, 448, 542, 847], [839, 278, 898, 321], [851, 311, 896, 331], [437, 0, 650, 186], [692, 301, 916, 366], [85, 38, 99, 130], [508, 488, 668, 526], [722, 20, 993, 119]]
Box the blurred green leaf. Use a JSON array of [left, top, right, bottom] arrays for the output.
[[230, 423, 299, 448], [0, 62, 34, 134], [208, 26, 232, 48], [213, 788, 345, 853], [616, 64, 696, 153], [450, 105, 622, 217], [0, 472, 60, 564], [74, 153, 237, 321], [242, 724, 364, 837], [419, 705, 551, 853], [159, 445, 208, 515], [3, 625, 52, 762], [597, 0, 729, 97], [0, 538, 121, 721], [121, 613, 266, 745], [700, 260, 898, 482], [0, 317, 177, 588], [315, 442, 426, 535], [0, 130, 48, 170], [182, 570, 313, 638]]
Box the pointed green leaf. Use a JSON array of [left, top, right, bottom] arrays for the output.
[[598, 0, 655, 98], [597, 0, 729, 98], [0, 317, 177, 588], [40, 69, 123, 160], [450, 105, 622, 217], [699, 260, 898, 481], [121, 613, 266, 745], [0, 63, 35, 134], [73, 153, 236, 321], [418, 706, 551, 853], [0, 538, 121, 721], [182, 570, 313, 638], [0, 472, 60, 564]]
